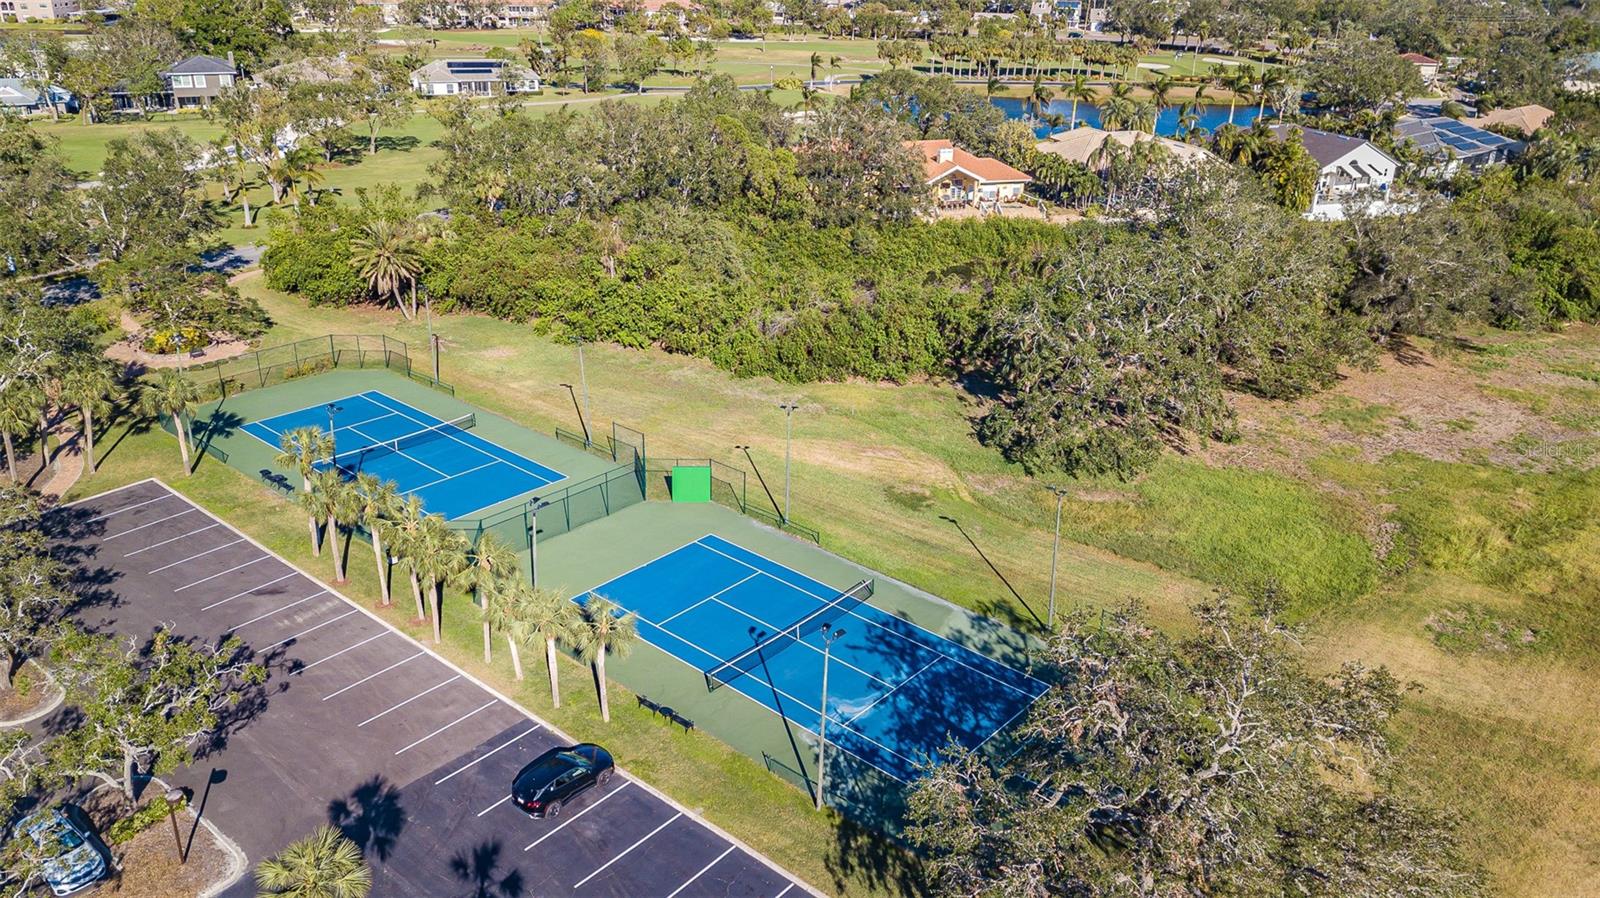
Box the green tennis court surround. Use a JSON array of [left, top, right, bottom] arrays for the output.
[[672, 465, 713, 503]]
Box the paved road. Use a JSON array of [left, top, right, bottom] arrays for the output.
[[52, 479, 813, 898]]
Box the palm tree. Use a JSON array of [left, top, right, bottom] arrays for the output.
[[1147, 73, 1175, 113], [1028, 74, 1054, 119], [61, 363, 118, 476], [1131, 100, 1159, 134], [349, 218, 423, 320], [808, 51, 822, 83], [255, 825, 371, 898], [276, 427, 335, 556], [390, 496, 429, 622], [573, 595, 637, 723], [135, 370, 200, 475], [303, 469, 357, 581], [1225, 68, 1254, 125], [1257, 67, 1285, 117], [984, 75, 1002, 98], [510, 586, 577, 704], [463, 535, 519, 663], [1176, 100, 1201, 140], [1100, 95, 1136, 131], [352, 474, 400, 606], [415, 519, 469, 645], [284, 147, 326, 211], [0, 386, 42, 485], [1062, 74, 1094, 130]]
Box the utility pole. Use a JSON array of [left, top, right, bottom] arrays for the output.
[[1048, 486, 1068, 628], [778, 403, 799, 524], [815, 622, 845, 811]]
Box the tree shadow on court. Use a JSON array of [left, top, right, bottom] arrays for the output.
[[329, 775, 406, 862], [448, 839, 526, 898]]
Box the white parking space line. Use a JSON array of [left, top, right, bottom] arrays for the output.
[[227, 591, 328, 632], [89, 495, 171, 522], [774, 883, 796, 897], [573, 812, 683, 888], [200, 573, 300, 611], [395, 700, 498, 756], [434, 725, 543, 786], [123, 522, 221, 557], [357, 675, 462, 727], [298, 632, 390, 673], [261, 610, 359, 652], [665, 846, 736, 898], [148, 538, 248, 573], [476, 794, 512, 818], [322, 650, 426, 700], [174, 556, 273, 591], [102, 508, 195, 539], [523, 783, 630, 851]]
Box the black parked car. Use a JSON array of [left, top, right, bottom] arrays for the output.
[[512, 744, 615, 818]]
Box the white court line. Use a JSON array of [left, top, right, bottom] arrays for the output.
[[573, 813, 682, 888], [103, 508, 195, 539], [227, 591, 328, 631], [477, 795, 512, 817], [658, 572, 761, 627], [148, 538, 247, 573], [357, 675, 461, 727], [705, 595, 895, 691], [346, 424, 448, 478], [200, 572, 300, 611], [405, 459, 501, 495], [665, 846, 736, 898], [123, 522, 220, 557], [174, 556, 273, 591], [696, 537, 1044, 696], [261, 610, 359, 651], [842, 656, 941, 727], [322, 651, 425, 700], [88, 494, 171, 522], [395, 699, 498, 755], [298, 632, 389, 673], [434, 725, 543, 785], [523, 783, 630, 851], [363, 391, 563, 485]]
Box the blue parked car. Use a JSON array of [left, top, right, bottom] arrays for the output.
[[13, 807, 110, 896]]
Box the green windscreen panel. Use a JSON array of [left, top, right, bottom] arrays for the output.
[[671, 465, 713, 503]]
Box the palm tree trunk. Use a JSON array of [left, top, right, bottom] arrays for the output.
[[410, 567, 425, 621], [2, 432, 15, 484], [38, 410, 50, 474], [546, 637, 561, 707], [595, 651, 609, 722], [509, 637, 524, 680], [328, 513, 344, 580], [81, 406, 97, 475], [175, 412, 192, 474], [372, 530, 390, 605], [430, 581, 443, 644], [482, 617, 492, 664], [309, 514, 321, 556]]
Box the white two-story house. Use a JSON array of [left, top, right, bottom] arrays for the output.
[[1268, 125, 1401, 220]]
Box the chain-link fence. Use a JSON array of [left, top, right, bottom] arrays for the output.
[[178, 335, 454, 402]]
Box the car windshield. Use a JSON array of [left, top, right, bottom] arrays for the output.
[[554, 751, 590, 768], [56, 828, 84, 850]]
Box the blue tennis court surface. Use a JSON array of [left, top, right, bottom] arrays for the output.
[[580, 534, 1048, 783], [241, 390, 564, 520]]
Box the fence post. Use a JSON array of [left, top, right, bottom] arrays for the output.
[[255, 350, 264, 388], [292, 340, 300, 370]]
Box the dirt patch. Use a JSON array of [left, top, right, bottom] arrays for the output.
[[0, 661, 61, 723], [1209, 334, 1600, 479], [100, 816, 236, 898]]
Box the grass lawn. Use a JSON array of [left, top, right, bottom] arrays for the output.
[[140, 279, 1600, 898]]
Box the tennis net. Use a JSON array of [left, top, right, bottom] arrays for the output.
[[329, 413, 476, 469], [704, 578, 874, 692]]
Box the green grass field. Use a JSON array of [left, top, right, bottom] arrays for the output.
[[148, 280, 1600, 898]]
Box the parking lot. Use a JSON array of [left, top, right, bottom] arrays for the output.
[[55, 480, 813, 897]]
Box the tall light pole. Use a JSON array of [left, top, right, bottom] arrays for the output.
[[559, 383, 591, 447], [325, 403, 342, 457], [815, 622, 845, 811], [1047, 486, 1068, 628], [164, 787, 187, 863], [575, 338, 592, 447], [778, 403, 799, 524]]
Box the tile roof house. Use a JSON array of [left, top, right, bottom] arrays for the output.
[[1268, 124, 1401, 220], [1400, 52, 1441, 83], [1035, 126, 1219, 171], [1394, 114, 1523, 174], [909, 139, 1031, 207], [409, 59, 541, 97], [1463, 103, 1554, 137]]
